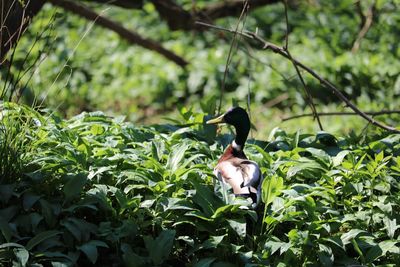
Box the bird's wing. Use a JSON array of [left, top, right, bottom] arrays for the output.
[[214, 161, 252, 195], [235, 159, 262, 188]]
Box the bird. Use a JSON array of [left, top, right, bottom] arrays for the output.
[[206, 106, 263, 208]]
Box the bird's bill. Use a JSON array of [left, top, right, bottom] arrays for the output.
[[206, 114, 225, 124]]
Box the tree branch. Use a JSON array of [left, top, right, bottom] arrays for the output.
[[196, 21, 400, 133], [282, 0, 323, 130], [352, 0, 376, 53], [282, 110, 400, 122], [204, 0, 280, 20], [47, 0, 188, 67], [150, 0, 194, 31], [83, 0, 143, 9], [151, 0, 280, 31]]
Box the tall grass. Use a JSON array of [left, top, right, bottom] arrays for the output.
[[0, 102, 43, 182]]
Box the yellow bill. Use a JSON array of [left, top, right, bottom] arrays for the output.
[[206, 114, 225, 124]]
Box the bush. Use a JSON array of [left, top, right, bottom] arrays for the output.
[[0, 103, 399, 266]]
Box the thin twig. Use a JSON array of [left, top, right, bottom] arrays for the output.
[[282, 0, 323, 130], [264, 93, 289, 108], [8, 18, 52, 101], [283, 0, 289, 51], [352, 0, 376, 53], [218, 0, 249, 114], [197, 21, 400, 133], [282, 110, 400, 122]]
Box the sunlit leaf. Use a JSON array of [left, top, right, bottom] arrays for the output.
[[262, 174, 284, 206]]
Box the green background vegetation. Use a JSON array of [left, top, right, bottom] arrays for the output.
[[8, 0, 400, 135], [1, 0, 400, 266]]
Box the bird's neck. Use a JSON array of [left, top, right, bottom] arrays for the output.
[[233, 126, 249, 152], [218, 144, 247, 163]]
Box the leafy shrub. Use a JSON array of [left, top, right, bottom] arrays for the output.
[[0, 103, 399, 266]]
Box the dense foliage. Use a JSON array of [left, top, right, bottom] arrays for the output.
[[1, 103, 399, 266], [1, 1, 400, 266]]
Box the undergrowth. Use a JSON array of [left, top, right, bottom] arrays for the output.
[[0, 103, 399, 266]]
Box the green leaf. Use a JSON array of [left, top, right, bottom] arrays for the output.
[[144, 230, 175, 265], [121, 243, 145, 267], [0, 217, 12, 242], [14, 248, 29, 267], [287, 160, 325, 178], [379, 240, 399, 255], [305, 147, 330, 163], [201, 235, 226, 250], [62, 220, 82, 242], [51, 262, 70, 267], [63, 173, 87, 203], [90, 124, 104, 135], [383, 218, 398, 239], [0, 184, 15, 204], [167, 143, 189, 173], [194, 258, 216, 267], [351, 239, 364, 262], [0, 243, 25, 249], [23, 192, 41, 211], [26, 230, 62, 251], [192, 181, 222, 217], [332, 150, 350, 167], [78, 240, 108, 265], [265, 239, 287, 256], [341, 229, 367, 246], [317, 243, 333, 267], [0, 205, 19, 222], [227, 218, 246, 238], [78, 243, 98, 264], [262, 175, 284, 206]]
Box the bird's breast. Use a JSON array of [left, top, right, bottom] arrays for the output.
[[214, 160, 260, 195]]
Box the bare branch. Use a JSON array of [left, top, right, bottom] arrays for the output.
[[218, 1, 250, 114], [151, 0, 194, 31], [282, 0, 323, 130], [151, 0, 280, 31], [197, 21, 400, 133], [47, 0, 188, 67], [282, 110, 400, 122], [204, 0, 280, 20], [352, 0, 376, 53], [83, 0, 143, 9]]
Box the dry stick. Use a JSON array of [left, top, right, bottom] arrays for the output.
[[1, 0, 27, 98], [47, 0, 188, 67], [252, 34, 400, 133], [17, 19, 57, 103], [218, 0, 249, 114], [282, 0, 323, 130], [286, 48, 324, 130], [9, 19, 51, 101], [195, 21, 400, 133], [352, 0, 376, 53], [282, 0, 289, 51], [282, 110, 400, 122]]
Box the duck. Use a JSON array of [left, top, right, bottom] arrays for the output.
[[206, 106, 263, 208]]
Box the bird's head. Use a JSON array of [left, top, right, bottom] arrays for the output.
[[206, 107, 251, 150], [206, 106, 250, 130]]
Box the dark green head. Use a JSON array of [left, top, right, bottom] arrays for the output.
[[206, 106, 250, 149]]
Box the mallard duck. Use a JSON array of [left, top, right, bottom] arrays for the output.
[[207, 106, 263, 208]]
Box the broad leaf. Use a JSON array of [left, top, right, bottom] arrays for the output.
[[144, 230, 176, 265]]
